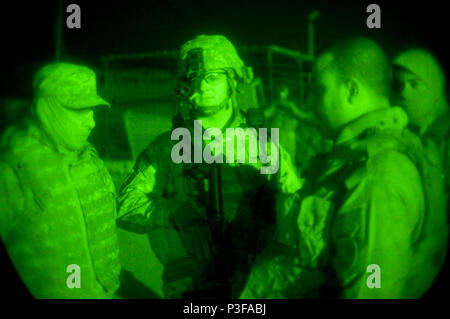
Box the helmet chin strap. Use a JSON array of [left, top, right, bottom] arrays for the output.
[[190, 98, 236, 132], [192, 97, 230, 117]]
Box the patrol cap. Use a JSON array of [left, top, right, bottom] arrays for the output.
[[179, 34, 245, 78], [32, 62, 110, 109]]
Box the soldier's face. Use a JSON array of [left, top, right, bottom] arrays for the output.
[[391, 51, 446, 127], [391, 67, 439, 125], [63, 106, 96, 150], [313, 55, 350, 132], [36, 98, 97, 152], [191, 71, 230, 115]]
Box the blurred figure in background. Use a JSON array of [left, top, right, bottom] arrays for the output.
[[264, 85, 325, 174], [392, 49, 450, 201], [0, 63, 121, 298]]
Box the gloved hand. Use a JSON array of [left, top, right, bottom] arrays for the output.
[[239, 243, 326, 298], [171, 203, 217, 262]]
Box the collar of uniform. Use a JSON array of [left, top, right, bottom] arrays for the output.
[[335, 106, 409, 146], [315, 106, 410, 185], [330, 106, 430, 176]]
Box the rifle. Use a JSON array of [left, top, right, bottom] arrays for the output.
[[181, 162, 231, 299]]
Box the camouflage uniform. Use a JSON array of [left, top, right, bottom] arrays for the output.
[[0, 63, 121, 298], [117, 35, 303, 298], [293, 107, 448, 298], [414, 109, 450, 200], [392, 50, 450, 203], [117, 113, 302, 298]]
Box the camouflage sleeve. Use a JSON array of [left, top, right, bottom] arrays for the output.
[[239, 143, 305, 298], [275, 141, 304, 193], [116, 145, 182, 233], [0, 161, 110, 299], [333, 150, 424, 298], [239, 241, 326, 298], [0, 161, 25, 241], [270, 141, 303, 248]]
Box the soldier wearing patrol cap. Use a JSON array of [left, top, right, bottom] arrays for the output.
[[117, 35, 302, 298], [0, 62, 121, 298]]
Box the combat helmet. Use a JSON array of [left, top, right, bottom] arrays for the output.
[[175, 35, 254, 119]]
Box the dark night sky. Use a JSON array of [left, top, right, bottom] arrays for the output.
[[1, 0, 448, 97]]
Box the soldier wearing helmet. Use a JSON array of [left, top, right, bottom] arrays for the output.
[[117, 35, 302, 298]]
